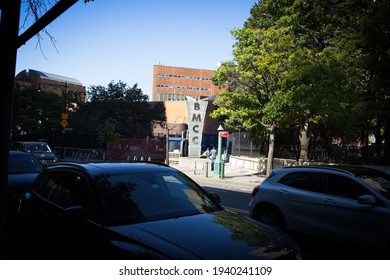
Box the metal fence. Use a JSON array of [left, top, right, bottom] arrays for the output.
[[54, 147, 105, 162], [228, 131, 386, 164]]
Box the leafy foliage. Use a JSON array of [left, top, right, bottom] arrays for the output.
[[12, 81, 166, 148], [12, 85, 64, 139], [71, 81, 165, 146], [211, 0, 389, 164]]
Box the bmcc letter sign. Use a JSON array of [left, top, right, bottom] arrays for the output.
[[186, 99, 208, 157]]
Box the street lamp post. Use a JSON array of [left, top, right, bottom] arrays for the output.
[[214, 124, 225, 177], [165, 126, 170, 165]]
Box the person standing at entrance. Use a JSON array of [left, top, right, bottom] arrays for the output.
[[210, 146, 217, 171]]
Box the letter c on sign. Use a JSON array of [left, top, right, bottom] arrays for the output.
[[193, 125, 199, 133], [192, 136, 199, 144]]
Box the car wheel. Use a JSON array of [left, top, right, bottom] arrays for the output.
[[254, 207, 286, 231]]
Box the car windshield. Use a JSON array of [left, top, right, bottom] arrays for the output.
[[8, 155, 43, 175], [358, 174, 390, 200], [96, 170, 222, 226], [24, 143, 51, 153]]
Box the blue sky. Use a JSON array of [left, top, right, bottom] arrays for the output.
[[16, 0, 256, 98]]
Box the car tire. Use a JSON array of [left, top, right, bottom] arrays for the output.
[[254, 206, 286, 231]]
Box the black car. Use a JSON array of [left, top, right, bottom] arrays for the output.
[[16, 161, 301, 260], [7, 150, 44, 222], [10, 141, 57, 164]]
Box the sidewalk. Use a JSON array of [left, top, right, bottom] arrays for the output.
[[173, 157, 266, 189], [172, 157, 390, 189]]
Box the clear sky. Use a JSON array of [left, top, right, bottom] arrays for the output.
[[16, 0, 256, 99]]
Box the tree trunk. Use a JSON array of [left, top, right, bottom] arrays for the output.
[[0, 0, 22, 259], [299, 123, 309, 161], [374, 118, 382, 158], [266, 126, 275, 176]]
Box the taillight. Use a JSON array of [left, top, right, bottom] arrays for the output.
[[251, 185, 260, 197]]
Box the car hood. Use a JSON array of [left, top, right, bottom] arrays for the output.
[[8, 173, 39, 196], [110, 210, 299, 260], [31, 151, 56, 160], [8, 173, 38, 188]]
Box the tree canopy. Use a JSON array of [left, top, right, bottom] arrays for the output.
[[212, 0, 390, 168], [12, 81, 166, 148], [71, 81, 165, 146]]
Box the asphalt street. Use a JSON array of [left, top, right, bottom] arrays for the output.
[[174, 157, 390, 259]]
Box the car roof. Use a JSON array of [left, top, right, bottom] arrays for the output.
[[13, 141, 49, 144], [278, 165, 390, 178], [9, 150, 35, 156], [46, 161, 175, 176]]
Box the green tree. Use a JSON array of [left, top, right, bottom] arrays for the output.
[[97, 118, 120, 144], [11, 85, 64, 141], [212, 0, 359, 173], [346, 0, 390, 162], [71, 81, 166, 147]]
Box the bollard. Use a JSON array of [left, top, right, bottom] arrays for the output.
[[221, 161, 225, 179], [205, 161, 208, 177]]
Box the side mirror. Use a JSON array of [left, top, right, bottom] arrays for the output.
[[358, 194, 376, 205]]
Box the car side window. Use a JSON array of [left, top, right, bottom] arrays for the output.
[[279, 171, 327, 193], [327, 174, 371, 200], [34, 171, 98, 222]]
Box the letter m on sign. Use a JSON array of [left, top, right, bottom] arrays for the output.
[[192, 114, 201, 122]]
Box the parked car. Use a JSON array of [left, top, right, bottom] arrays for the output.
[[10, 141, 57, 164], [16, 161, 301, 260], [248, 165, 390, 255], [7, 150, 44, 222]]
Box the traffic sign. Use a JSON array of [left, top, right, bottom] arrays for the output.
[[220, 131, 228, 138], [60, 119, 69, 128]]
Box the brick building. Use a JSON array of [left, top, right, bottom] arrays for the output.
[[151, 65, 224, 157], [152, 65, 221, 102]]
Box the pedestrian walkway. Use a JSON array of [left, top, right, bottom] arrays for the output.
[[173, 157, 266, 188]]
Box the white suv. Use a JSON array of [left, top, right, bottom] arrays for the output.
[[248, 165, 390, 255]]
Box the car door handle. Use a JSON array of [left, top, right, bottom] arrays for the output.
[[279, 190, 288, 196]]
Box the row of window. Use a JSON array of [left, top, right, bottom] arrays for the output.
[[156, 84, 210, 91], [279, 172, 373, 201], [156, 73, 212, 81], [156, 92, 199, 102]]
